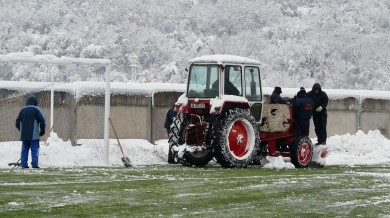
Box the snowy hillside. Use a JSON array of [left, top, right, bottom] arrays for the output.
[[1, 0, 389, 90]]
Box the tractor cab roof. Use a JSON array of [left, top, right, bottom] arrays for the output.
[[189, 55, 260, 65]]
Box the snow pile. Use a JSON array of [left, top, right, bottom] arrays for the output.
[[1, 132, 168, 168], [1, 130, 390, 169], [263, 130, 390, 169], [263, 156, 295, 170], [325, 130, 390, 166]]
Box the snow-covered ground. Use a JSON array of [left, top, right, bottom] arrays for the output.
[[1, 130, 390, 169]]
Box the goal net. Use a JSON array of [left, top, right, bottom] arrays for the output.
[[0, 53, 111, 164]]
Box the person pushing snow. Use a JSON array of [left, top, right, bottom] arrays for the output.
[[15, 96, 46, 169]]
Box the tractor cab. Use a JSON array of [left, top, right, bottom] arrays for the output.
[[181, 55, 263, 122]]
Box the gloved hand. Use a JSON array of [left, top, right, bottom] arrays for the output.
[[39, 130, 45, 136], [316, 106, 323, 112]]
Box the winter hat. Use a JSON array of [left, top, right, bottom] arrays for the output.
[[312, 83, 322, 92], [298, 88, 306, 96], [26, 96, 38, 106], [273, 86, 282, 94]]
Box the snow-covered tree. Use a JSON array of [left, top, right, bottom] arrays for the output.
[[0, 0, 389, 90]]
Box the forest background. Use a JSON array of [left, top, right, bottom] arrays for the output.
[[1, 0, 389, 91]]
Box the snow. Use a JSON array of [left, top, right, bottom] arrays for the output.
[[189, 54, 261, 65], [209, 95, 248, 113], [2, 80, 388, 102], [1, 130, 390, 169], [263, 156, 296, 170], [0, 52, 111, 65], [264, 87, 390, 101], [110, 82, 186, 96]]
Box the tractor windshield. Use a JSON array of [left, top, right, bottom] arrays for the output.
[[187, 65, 219, 98]]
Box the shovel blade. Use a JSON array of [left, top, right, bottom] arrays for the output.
[[8, 163, 21, 167], [121, 157, 132, 168]]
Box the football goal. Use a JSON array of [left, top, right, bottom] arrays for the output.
[[0, 52, 111, 164]]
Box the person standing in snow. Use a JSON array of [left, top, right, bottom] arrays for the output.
[[307, 83, 329, 145], [292, 88, 314, 137], [164, 104, 177, 137], [269, 86, 288, 104], [288, 87, 306, 104], [15, 96, 46, 168], [164, 102, 178, 164]]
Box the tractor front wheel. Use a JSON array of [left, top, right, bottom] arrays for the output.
[[290, 136, 313, 168]]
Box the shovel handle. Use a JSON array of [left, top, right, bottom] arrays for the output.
[[108, 117, 125, 156], [45, 102, 65, 143]]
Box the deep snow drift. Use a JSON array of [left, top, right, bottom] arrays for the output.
[[1, 130, 390, 169]]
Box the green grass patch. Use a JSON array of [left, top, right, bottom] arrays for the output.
[[1, 164, 390, 217]]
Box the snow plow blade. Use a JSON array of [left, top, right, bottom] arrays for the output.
[[309, 146, 334, 168]]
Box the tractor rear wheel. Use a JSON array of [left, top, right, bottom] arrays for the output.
[[290, 136, 313, 168], [168, 114, 212, 166], [212, 108, 260, 168]]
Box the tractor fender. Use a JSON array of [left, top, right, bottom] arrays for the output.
[[210, 95, 250, 115]]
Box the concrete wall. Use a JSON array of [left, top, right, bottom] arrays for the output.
[[310, 97, 360, 139], [152, 92, 184, 142], [109, 94, 152, 141], [1, 89, 389, 144], [360, 98, 390, 138]]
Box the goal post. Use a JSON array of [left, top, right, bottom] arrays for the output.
[[0, 53, 111, 165]]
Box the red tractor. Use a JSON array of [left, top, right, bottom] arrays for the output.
[[168, 55, 314, 168]]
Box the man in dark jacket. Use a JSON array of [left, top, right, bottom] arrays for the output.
[[15, 97, 46, 168], [292, 89, 314, 137], [307, 83, 329, 145], [164, 104, 177, 136], [164, 103, 178, 164], [270, 86, 288, 104]]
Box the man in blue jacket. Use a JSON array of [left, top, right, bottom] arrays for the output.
[[15, 97, 46, 168], [292, 89, 314, 137], [307, 83, 329, 145]]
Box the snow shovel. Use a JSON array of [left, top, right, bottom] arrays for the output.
[[8, 158, 21, 167], [108, 117, 132, 168], [42, 100, 65, 146]]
